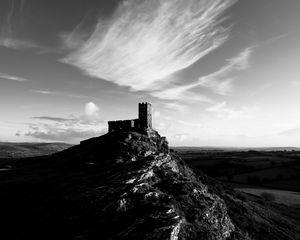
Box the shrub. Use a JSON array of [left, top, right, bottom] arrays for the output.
[[260, 192, 276, 202]]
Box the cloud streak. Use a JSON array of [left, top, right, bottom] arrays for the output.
[[279, 127, 300, 136], [30, 89, 98, 100], [0, 37, 40, 50], [32, 102, 102, 126], [151, 84, 212, 102], [62, 0, 237, 92], [25, 102, 106, 142], [152, 47, 252, 101], [25, 128, 103, 142], [206, 101, 255, 120], [32, 116, 77, 123], [0, 72, 29, 82], [196, 47, 253, 95], [0, 0, 40, 50]]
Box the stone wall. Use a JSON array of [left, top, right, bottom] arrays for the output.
[[108, 102, 152, 133], [108, 119, 140, 132]]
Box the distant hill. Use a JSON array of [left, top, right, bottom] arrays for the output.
[[0, 142, 73, 158], [172, 146, 300, 152]]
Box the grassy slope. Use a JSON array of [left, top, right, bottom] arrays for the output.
[[0, 142, 73, 158]]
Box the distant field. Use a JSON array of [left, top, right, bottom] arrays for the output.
[[0, 142, 73, 158], [173, 146, 300, 152], [235, 187, 300, 206], [228, 156, 295, 168], [231, 167, 299, 182], [176, 148, 300, 192], [263, 179, 300, 192]]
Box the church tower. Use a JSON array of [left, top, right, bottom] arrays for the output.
[[138, 102, 152, 129]]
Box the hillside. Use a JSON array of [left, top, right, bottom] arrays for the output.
[[0, 131, 299, 239], [0, 142, 73, 158], [176, 148, 300, 194]]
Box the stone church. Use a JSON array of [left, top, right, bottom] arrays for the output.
[[108, 102, 152, 133]]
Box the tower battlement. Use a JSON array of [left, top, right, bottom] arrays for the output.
[[138, 102, 152, 129], [108, 102, 152, 133]]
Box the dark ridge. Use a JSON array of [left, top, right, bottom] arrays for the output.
[[0, 131, 299, 239]]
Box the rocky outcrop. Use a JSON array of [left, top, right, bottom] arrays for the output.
[[101, 149, 235, 240], [0, 131, 299, 240]]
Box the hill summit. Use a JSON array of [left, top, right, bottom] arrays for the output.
[[0, 130, 299, 239]]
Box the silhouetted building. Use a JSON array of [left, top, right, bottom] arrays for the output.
[[108, 102, 152, 133], [138, 102, 152, 129]]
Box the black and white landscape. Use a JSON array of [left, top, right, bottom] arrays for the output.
[[0, 0, 300, 239]]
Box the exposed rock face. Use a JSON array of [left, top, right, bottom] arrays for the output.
[[97, 136, 235, 239], [0, 131, 299, 240], [76, 131, 236, 239]]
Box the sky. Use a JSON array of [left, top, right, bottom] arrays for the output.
[[1, 0, 300, 147]]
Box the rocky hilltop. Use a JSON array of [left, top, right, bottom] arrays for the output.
[[0, 131, 299, 239]]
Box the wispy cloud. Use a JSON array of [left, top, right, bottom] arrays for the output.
[[25, 102, 106, 142], [151, 84, 212, 102], [196, 47, 253, 95], [162, 102, 189, 114], [60, 15, 92, 50], [62, 0, 237, 92], [0, 72, 29, 82], [32, 102, 103, 126], [206, 101, 255, 120], [25, 127, 103, 142], [279, 126, 300, 136], [258, 33, 289, 48], [206, 101, 227, 113], [0, 0, 40, 50], [290, 80, 300, 88], [20, 0, 26, 13], [32, 116, 77, 123], [30, 89, 97, 100], [0, 37, 40, 50], [30, 90, 53, 95], [152, 47, 252, 101]]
